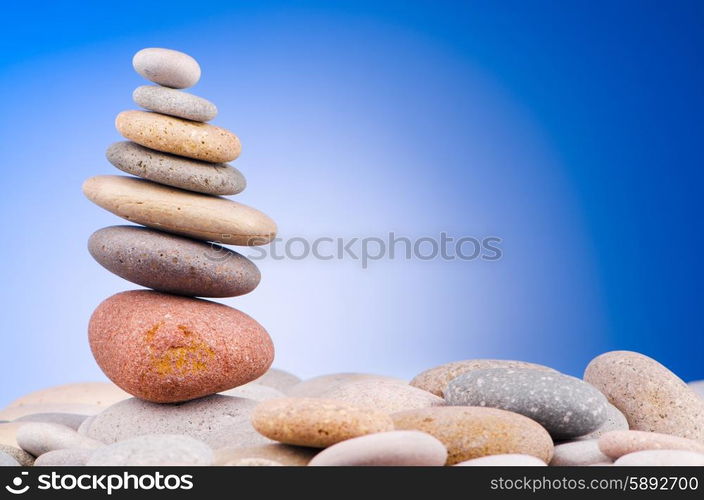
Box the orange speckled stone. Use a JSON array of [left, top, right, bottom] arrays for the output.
[[392, 406, 554, 465], [88, 290, 274, 403], [251, 397, 394, 448], [115, 110, 240, 163]]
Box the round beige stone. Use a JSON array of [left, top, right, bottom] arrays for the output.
[[82, 175, 277, 246], [598, 430, 704, 459], [410, 359, 556, 397], [251, 397, 394, 448], [584, 351, 704, 443], [7, 382, 130, 408], [116, 110, 240, 163], [392, 406, 554, 465], [614, 450, 704, 466]]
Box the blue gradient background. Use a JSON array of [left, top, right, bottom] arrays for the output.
[[1, 1, 702, 405]]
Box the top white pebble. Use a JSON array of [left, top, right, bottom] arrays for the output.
[[132, 48, 201, 89]]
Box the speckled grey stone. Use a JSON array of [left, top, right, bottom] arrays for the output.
[[87, 434, 212, 466], [133, 85, 217, 122], [576, 403, 629, 441], [34, 448, 93, 466], [0, 451, 20, 466], [88, 225, 260, 297], [0, 444, 34, 466], [14, 413, 89, 431], [82, 395, 270, 449], [133, 48, 201, 89], [16, 423, 103, 456], [106, 142, 246, 195], [445, 368, 608, 439]]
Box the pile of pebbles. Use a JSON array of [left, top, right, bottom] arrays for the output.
[[1, 48, 703, 468], [1, 350, 703, 466], [83, 47, 277, 404]]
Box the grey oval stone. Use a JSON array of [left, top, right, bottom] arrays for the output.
[[14, 413, 89, 431], [34, 448, 93, 466], [133, 85, 217, 122], [82, 395, 269, 449], [0, 451, 20, 466], [106, 141, 246, 196], [133, 48, 201, 89], [87, 434, 212, 466], [445, 368, 608, 439], [16, 423, 103, 456], [88, 225, 260, 298]]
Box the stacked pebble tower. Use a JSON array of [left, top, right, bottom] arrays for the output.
[[82, 48, 278, 403]]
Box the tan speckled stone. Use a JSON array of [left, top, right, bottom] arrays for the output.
[[392, 406, 554, 465], [584, 351, 704, 443], [320, 379, 445, 413], [7, 382, 129, 408], [213, 444, 316, 466], [116, 110, 240, 162], [82, 175, 277, 246], [287, 373, 406, 397], [410, 359, 556, 397], [88, 290, 274, 403], [0, 444, 34, 466], [598, 430, 704, 459], [251, 397, 394, 448]]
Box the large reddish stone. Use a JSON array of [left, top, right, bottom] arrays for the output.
[[88, 290, 274, 403]]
